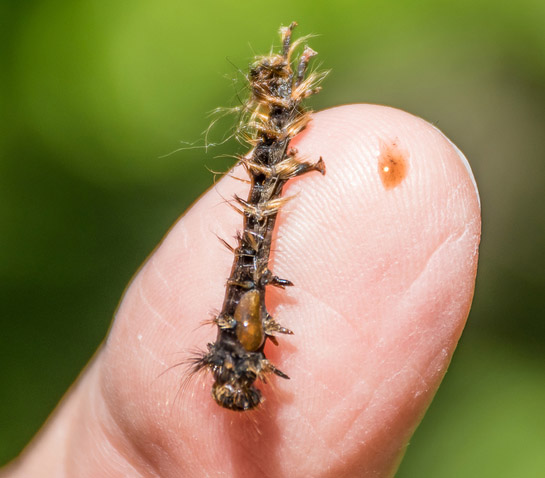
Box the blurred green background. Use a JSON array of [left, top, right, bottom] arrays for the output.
[[1, 0, 544, 475]]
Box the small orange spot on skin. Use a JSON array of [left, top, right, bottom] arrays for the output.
[[378, 139, 409, 189]]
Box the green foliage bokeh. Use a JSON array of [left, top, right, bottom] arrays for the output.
[[2, 0, 545, 475]]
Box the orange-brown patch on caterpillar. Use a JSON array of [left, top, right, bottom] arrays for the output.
[[235, 290, 264, 352], [378, 139, 409, 189]]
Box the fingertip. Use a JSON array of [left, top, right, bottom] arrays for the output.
[[105, 103, 481, 477], [272, 104, 480, 318]]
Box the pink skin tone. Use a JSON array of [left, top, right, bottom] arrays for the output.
[[3, 104, 481, 478]]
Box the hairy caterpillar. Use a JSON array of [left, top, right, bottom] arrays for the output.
[[192, 22, 325, 411]]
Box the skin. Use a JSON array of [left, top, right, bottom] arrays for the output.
[[2, 104, 481, 478]]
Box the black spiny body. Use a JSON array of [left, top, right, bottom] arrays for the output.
[[194, 22, 325, 411]]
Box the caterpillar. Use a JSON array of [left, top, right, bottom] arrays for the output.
[[192, 22, 326, 411]]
